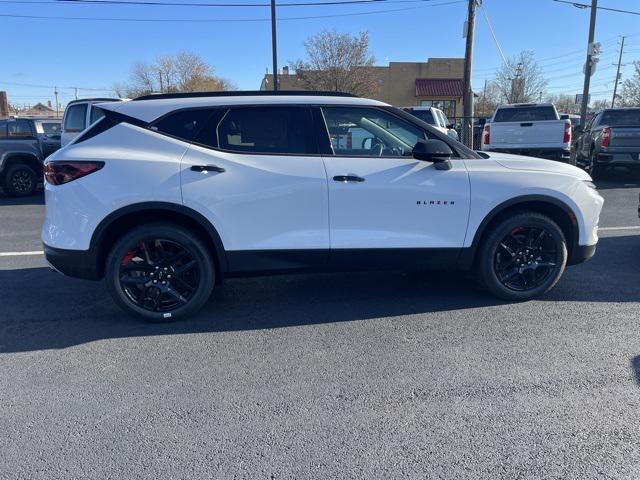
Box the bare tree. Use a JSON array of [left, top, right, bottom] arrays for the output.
[[545, 93, 579, 113], [590, 99, 610, 111], [117, 51, 234, 97], [494, 51, 547, 104], [619, 61, 640, 107], [291, 30, 379, 97], [476, 81, 503, 117]]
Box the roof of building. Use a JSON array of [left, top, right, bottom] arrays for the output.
[[415, 78, 464, 97]]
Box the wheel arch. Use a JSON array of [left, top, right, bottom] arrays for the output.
[[461, 195, 580, 267], [90, 202, 228, 278], [1, 153, 42, 176]]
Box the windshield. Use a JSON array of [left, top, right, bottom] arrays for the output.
[[600, 110, 640, 126]]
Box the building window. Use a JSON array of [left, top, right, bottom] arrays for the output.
[[420, 100, 456, 118]]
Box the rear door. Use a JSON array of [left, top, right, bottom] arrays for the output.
[[318, 105, 470, 268], [179, 105, 330, 272]]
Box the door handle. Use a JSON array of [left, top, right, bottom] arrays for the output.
[[190, 164, 225, 173], [333, 175, 365, 183]]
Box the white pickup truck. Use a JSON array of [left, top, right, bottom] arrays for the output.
[[481, 103, 573, 162]]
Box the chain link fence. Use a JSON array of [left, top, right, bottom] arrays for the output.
[[449, 116, 489, 151]]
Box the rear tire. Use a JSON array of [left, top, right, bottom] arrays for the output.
[[105, 223, 215, 322], [3, 163, 37, 197], [476, 212, 567, 301]]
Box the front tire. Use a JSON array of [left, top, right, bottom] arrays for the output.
[[3, 163, 37, 197], [105, 224, 215, 322], [476, 212, 567, 301]]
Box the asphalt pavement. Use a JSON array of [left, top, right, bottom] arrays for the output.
[[1, 169, 640, 479]]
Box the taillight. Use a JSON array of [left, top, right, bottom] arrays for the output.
[[44, 161, 104, 185], [563, 120, 572, 144], [601, 127, 611, 148], [482, 125, 490, 145]]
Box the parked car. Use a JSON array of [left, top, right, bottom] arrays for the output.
[[61, 98, 125, 146], [403, 106, 459, 140], [481, 103, 573, 162], [0, 117, 62, 196], [573, 108, 640, 178], [42, 91, 603, 322]]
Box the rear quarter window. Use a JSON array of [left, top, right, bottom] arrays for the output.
[[150, 109, 214, 142]]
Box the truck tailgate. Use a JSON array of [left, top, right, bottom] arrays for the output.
[[610, 127, 640, 149], [490, 120, 567, 148]]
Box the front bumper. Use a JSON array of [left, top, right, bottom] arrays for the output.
[[567, 243, 597, 266], [44, 244, 101, 280]]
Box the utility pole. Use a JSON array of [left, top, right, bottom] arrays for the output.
[[539, 91, 543, 102], [611, 36, 625, 108], [74, 87, 78, 100], [462, 0, 479, 148], [481, 79, 487, 117], [270, 0, 278, 91], [54, 87, 59, 118], [579, 0, 598, 129]]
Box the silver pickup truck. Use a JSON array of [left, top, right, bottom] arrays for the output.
[[0, 117, 61, 196]]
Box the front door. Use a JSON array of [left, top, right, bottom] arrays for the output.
[[319, 106, 471, 268]]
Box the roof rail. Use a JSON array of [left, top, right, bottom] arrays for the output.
[[66, 98, 123, 105], [132, 90, 358, 101]]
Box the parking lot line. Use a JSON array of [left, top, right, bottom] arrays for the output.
[[599, 226, 640, 232], [0, 251, 44, 257]]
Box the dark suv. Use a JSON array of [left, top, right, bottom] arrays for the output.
[[0, 117, 62, 196]]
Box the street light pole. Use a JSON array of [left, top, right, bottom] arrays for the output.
[[271, 0, 278, 92], [579, 0, 598, 129]]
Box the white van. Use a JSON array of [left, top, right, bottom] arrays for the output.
[[61, 98, 125, 146]]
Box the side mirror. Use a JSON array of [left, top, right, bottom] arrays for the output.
[[412, 139, 453, 170]]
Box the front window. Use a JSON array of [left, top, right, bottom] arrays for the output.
[[407, 109, 436, 125], [420, 100, 456, 118], [322, 107, 425, 157], [41, 122, 61, 135], [63, 104, 87, 132], [89, 106, 105, 125]]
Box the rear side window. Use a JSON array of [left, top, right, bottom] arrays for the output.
[[64, 104, 87, 132], [216, 107, 315, 155], [41, 122, 61, 135], [493, 106, 557, 122], [151, 109, 213, 142], [7, 120, 33, 138], [89, 106, 105, 125]]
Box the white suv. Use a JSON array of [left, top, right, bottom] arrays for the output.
[[42, 92, 603, 322]]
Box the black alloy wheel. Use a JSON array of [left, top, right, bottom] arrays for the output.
[[106, 224, 215, 322], [476, 212, 568, 301], [494, 226, 559, 292], [4, 164, 37, 197], [119, 239, 200, 312]]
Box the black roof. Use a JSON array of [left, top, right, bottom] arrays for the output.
[[132, 90, 358, 101]]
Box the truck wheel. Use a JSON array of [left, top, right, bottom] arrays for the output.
[[476, 212, 567, 301], [3, 163, 37, 197]]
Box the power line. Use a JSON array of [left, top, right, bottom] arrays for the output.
[[0, 0, 464, 21], [553, 0, 640, 16], [0, 80, 113, 91], [0, 0, 455, 6]]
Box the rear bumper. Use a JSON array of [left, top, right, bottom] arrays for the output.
[[487, 147, 571, 161], [567, 243, 597, 266], [44, 244, 101, 280], [595, 151, 640, 165]]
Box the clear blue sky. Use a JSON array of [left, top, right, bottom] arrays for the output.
[[2, 0, 639, 108]]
